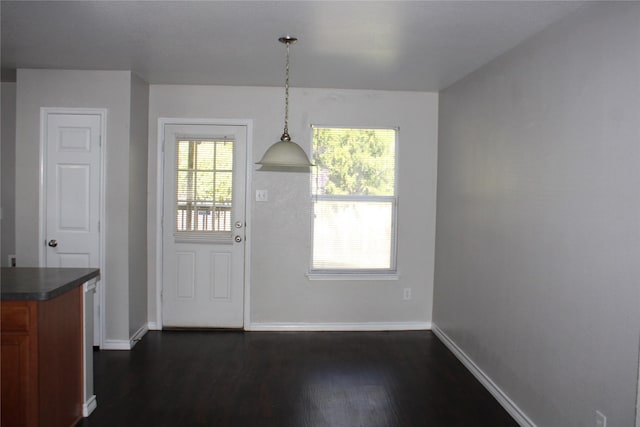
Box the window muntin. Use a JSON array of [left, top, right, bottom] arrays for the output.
[[176, 139, 233, 233], [311, 127, 397, 272]]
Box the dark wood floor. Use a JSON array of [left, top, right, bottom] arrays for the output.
[[78, 330, 517, 427]]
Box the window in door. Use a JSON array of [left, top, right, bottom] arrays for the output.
[[311, 127, 398, 274], [176, 138, 233, 234]]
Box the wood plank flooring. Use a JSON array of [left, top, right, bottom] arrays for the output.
[[78, 330, 517, 427]]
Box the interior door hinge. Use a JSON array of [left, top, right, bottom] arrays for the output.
[[98, 221, 100, 232]]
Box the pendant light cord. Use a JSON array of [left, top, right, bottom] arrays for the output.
[[282, 41, 291, 141]]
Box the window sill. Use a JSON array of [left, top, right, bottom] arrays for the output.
[[306, 272, 400, 281]]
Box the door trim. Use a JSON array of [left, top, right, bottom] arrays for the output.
[[39, 107, 107, 348], [155, 118, 253, 329]]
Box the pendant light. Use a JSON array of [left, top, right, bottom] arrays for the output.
[[257, 36, 313, 172]]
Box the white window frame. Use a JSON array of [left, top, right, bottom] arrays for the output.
[[307, 125, 400, 281]]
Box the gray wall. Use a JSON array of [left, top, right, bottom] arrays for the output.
[[434, 3, 640, 426], [148, 85, 438, 327], [1, 82, 16, 267], [128, 73, 149, 337], [15, 69, 148, 343]]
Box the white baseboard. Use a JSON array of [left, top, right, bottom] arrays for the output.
[[130, 323, 149, 348], [147, 321, 161, 331], [101, 339, 131, 350], [82, 395, 97, 417], [101, 323, 149, 350], [431, 323, 535, 427], [246, 321, 431, 332]]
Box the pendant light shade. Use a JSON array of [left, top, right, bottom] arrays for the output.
[[257, 140, 314, 168], [257, 36, 313, 172]]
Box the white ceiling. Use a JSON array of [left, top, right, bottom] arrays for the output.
[[1, 1, 585, 91]]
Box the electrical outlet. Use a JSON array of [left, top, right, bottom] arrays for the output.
[[256, 189, 268, 202], [595, 410, 606, 427], [8, 255, 16, 267], [403, 288, 412, 300]]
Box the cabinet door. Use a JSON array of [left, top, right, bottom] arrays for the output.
[[2, 335, 31, 427], [1, 301, 38, 427]]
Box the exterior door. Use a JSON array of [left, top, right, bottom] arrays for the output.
[[162, 124, 247, 328], [43, 111, 102, 344]]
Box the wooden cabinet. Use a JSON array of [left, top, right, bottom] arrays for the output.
[[1, 287, 83, 427]]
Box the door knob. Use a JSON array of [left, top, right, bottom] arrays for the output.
[[234, 235, 242, 243], [48, 239, 58, 248]]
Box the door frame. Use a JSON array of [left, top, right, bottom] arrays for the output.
[[39, 107, 107, 348], [155, 118, 253, 329]]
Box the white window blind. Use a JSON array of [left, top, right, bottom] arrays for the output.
[[311, 127, 397, 272], [176, 139, 233, 233]]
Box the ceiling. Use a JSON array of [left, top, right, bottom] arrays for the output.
[[1, 1, 585, 91]]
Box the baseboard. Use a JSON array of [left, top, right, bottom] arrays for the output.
[[101, 323, 149, 350], [246, 321, 431, 332], [147, 321, 161, 331], [82, 395, 97, 417], [101, 339, 131, 350], [431, 323, 535, 427], [130, 323, 149, 348]]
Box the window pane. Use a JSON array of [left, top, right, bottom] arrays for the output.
[[196, 172, 214, 201], [215, 141, 233, 170], [177, 170, 192, 201], [313, 200, 393, 270], [194, 142, 213, 171], [176, 139, 234, 232], [177, 141, 190, 169], [312, 128, 396, 196], [215, 172, 232, 203]]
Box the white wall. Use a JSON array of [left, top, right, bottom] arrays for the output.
[[1, 82, 16, 267], [128, 73, 149, 337], [434, 3, 640, 426], [15, 69, 147, 343], [148, 85, 438, 327]]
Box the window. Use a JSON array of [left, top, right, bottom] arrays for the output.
[[176, 138, 233, 233], [311, 127, 398, 274]]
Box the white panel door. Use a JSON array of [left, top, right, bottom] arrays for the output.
[[45, 113, 101, 269], [44, 112, 102, 346], [162, 124, 247, 328]]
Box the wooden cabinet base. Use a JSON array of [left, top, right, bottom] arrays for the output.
[[1, 287, 83, 427]]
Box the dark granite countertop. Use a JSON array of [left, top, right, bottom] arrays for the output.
[[1, 267, 100, 301]]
